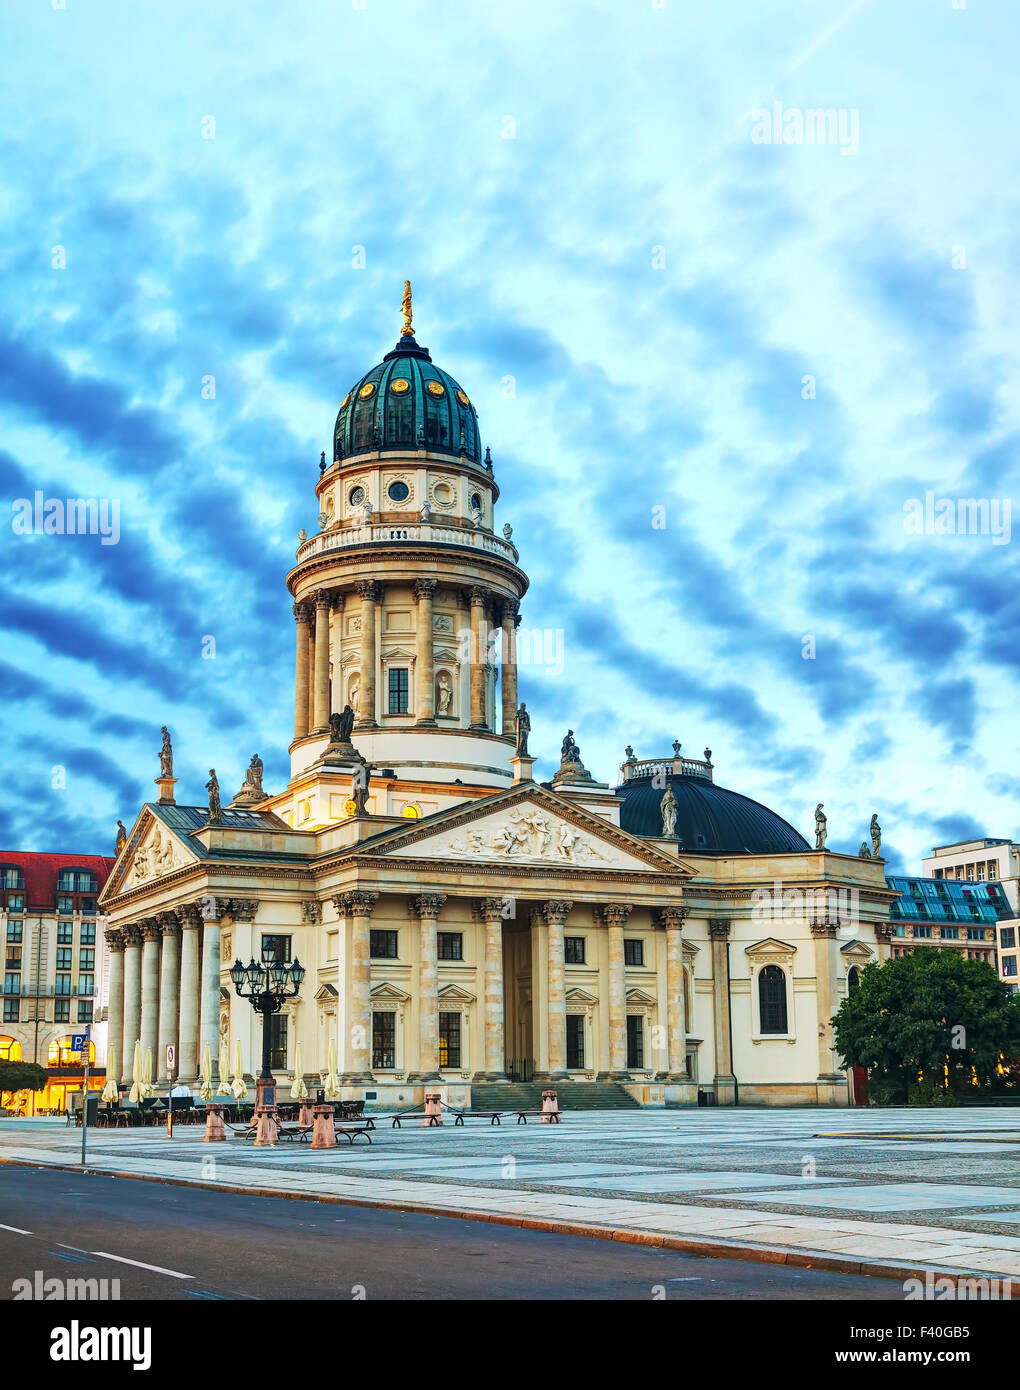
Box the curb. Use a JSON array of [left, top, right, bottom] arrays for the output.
[[0, 1154, 999, 1287]]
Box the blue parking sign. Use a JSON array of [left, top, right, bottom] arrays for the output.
[[71, 1033, 87, 1053]]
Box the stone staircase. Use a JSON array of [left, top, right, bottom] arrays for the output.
[[470, 1080, 642, 1112]]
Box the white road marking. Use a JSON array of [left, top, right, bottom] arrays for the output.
[[0, 1223, 32, 1235], [56, 1243, 89, 1252], [91, 1251, 194, 1279]]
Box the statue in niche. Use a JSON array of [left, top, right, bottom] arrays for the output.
[[349, 682, 360, 717], [660, 785, 678, 838], [870, 813, 882, 859], [206, 769, 221, 824], [437, 673, 453, 716], [814, 803, 827, 850], [515, 702, 531, 756], [159, 726, 173, 777]]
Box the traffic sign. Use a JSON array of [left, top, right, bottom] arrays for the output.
[[71, 1034, 88, 1054]]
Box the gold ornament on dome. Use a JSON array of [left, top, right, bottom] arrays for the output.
[[341, 393, 350, 408], [426, 380, 445, 396], [456, 390, 470, 406], [400, 280, 413, 337], [359, 382, 376, 399], [390, 377, 410, 394], [344, 798, 358, 817], [402, 804, 421, 819]]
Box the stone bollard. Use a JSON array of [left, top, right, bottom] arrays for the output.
[[298, 1096, 315, 1129], [310, 1103, 337, 1149], [541, 1089, 560, 1124], [423, 1092, 443, 1126], [203, 1102, 226, 1143], [254, 1105, 279, 1147]]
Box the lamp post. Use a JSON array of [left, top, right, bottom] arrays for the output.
[[230, 946, 305, 1117]]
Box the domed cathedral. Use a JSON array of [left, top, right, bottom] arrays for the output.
[[97, 288, 896, 1113]]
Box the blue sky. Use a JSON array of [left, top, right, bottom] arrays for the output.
[[1, 0, 1017, 870]]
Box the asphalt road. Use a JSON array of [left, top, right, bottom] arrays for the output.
[[0, 1166, 903, 1300]]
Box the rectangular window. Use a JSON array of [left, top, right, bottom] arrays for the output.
[[1, 868, 24, 889], [967, 928, 985, 941], [260, 934, 292, 964], [57, 923, 73, 945], [77, 975, 94, 997], [566, 1014, 585, 1070], [976, 862, 986, 880], [623, 939, 644, 967], [54, 999, 69, 1022], [57, 900, 74, 919], [6, 922, 22, 943], [564, 936, 585, 965], [372, 1012, 395, 1069], [81, 898, 96, 915], [3, 999, 19, 1023], [79, 949, 95, 971], [5, 946, 21, 968], [77, 1000, 93, 1023], [6, 895, 23, 914], [370, 930, 398, 959], [388, 667, 409, 715], [941, 927, 959, 940], [933, 869, 943, 879], [913, 926, 932, 939], [80, 923, 96, 945], [3, 973, 19, 995], [437, 932, 462, 961], [1001, 928, 1016, 950], [269, 1014, 287, 1071], [439, 1012, 461, 1068], [56, 947, 72, 970], [626, 1015, 644, 1070], [54, 975, 71, 996], [1003, 956, 1017, 978]]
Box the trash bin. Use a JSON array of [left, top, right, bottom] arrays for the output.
[[84, 1095, 99, 1125]]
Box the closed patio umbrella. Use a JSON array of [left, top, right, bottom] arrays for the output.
[[199, 1043, 214, 1101], [101, 1045, 119, 1103], [323, 1038, 341, 1099], [128, 1040, 142, 1104], [141, 1046, 156, 1099], [231, 1039, 247, 1100], [291, 1042, 307, 1099], [218, 1041, 231, 1095]]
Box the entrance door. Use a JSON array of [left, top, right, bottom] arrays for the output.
[[566, 1015, 584, 1070]]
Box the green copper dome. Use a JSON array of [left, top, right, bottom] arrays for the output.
[[334, 335, 482, 465]]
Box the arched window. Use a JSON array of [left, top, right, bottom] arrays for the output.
[[758, 965, 788, 1035], [847, 966, 860, 992], [48, 1037, 95, 1066], [0, 1037, 22, 1061]]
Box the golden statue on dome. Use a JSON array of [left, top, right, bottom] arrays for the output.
[[400, 280, 413, 337]]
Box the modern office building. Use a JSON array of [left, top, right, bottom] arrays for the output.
[[885, 874, 1008, 966]]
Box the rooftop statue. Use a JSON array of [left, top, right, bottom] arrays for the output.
[[515, 702, 531, 757], [814, 803, 827, 850], [159, 726, 173, 778]]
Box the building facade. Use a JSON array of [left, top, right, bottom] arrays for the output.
[[0, 852, 114, 1112], [97, 296, 896, 1108], [885, 875, 1005, 966]]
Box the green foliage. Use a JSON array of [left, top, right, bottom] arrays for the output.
[[0, 1060, 48, 1095], [833, 947, 1020, 1106]]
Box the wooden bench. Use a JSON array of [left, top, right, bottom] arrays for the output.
[[389, 1112, 441, 1128], [513, 1110, 561, 1124], [335, 1124, 373, 1144], [450, 1110, 503, 1126]]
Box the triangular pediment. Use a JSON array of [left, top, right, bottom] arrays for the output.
[[565, 986, 599, 1005], [356, 784, 692, 877], [102, 807, 198, 900], [437, 983, 476, 1003], [840, 939, 875, 962], [626, 987, 657, 1005], [745, 937, 796, 959], [371, 982, 411, 1002]]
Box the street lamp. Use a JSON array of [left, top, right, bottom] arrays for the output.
[[230, 951, 305, 1113]]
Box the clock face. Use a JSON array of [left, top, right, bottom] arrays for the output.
[[387, 481, 410, 502], [349, 486, 366, 506], [344, 798, 358, 817]]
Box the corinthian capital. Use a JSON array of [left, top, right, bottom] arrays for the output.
[[478, 896, 506, 923], [355, 580, 381, 602], [708, 918, 731, 941], [333, 890, 378, 918], [414, 578, 436, 601], [412, 893, 446, 920], [541, 900, 573, 927], [594, 904, 632, 930], [656, 906, 688, 931]]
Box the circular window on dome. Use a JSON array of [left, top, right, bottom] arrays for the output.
[[456, 390, 470, 406], [470, 492, 483, 512], [341, 393, 350, 409], [359, 382, 376, 399], [349, 485, 366, 507], [426, 380, 445, 397], [390, 378, 410, 394], [387, 481, 410, 503], [432, 481, 454, 507], [401, 804, 421, 820]]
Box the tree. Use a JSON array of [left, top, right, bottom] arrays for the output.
[[0, 1061, 48, 1096], [833, 947, 1020, 1105]]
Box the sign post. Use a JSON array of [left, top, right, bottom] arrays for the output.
[[165, 1044, 176, 1138], [71, 1028, 91, 1167]]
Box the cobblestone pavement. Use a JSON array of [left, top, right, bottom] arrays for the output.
[[3, 1108, 1020, 1279]]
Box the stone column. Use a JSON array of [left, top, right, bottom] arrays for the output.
[[709, 918, 736, 1105], [500, 599, 519, 737], [199, 908, 222, 1084], [293, 603, 311, 740], [139, 920, 160, 1063], [335, 891, 377, 1080], [658, 907, 688, 1079], [477, 897, 508, 1079], [121, 925, 142, 1063], [312, 589, 332, 732], [354, 581, 380, 728], [329, 593, 345, 712], [811, 916, 845, 1101], [104, 930, 124, 1077], [411, 893, 445, 1079], [543, 900, 572, 1080], [177, 904, 202, 1083], [307, 618, 316, 733], [156, 914, 181, 1082], [468, 586, 487, 730], [414, 579, 437, 725], [598, 904, 632, 1079]]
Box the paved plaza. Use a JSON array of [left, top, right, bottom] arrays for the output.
[[3, 1107, 1020, 1281]]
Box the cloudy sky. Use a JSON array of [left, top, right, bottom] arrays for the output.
[[1, 0, 1017, 871]]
